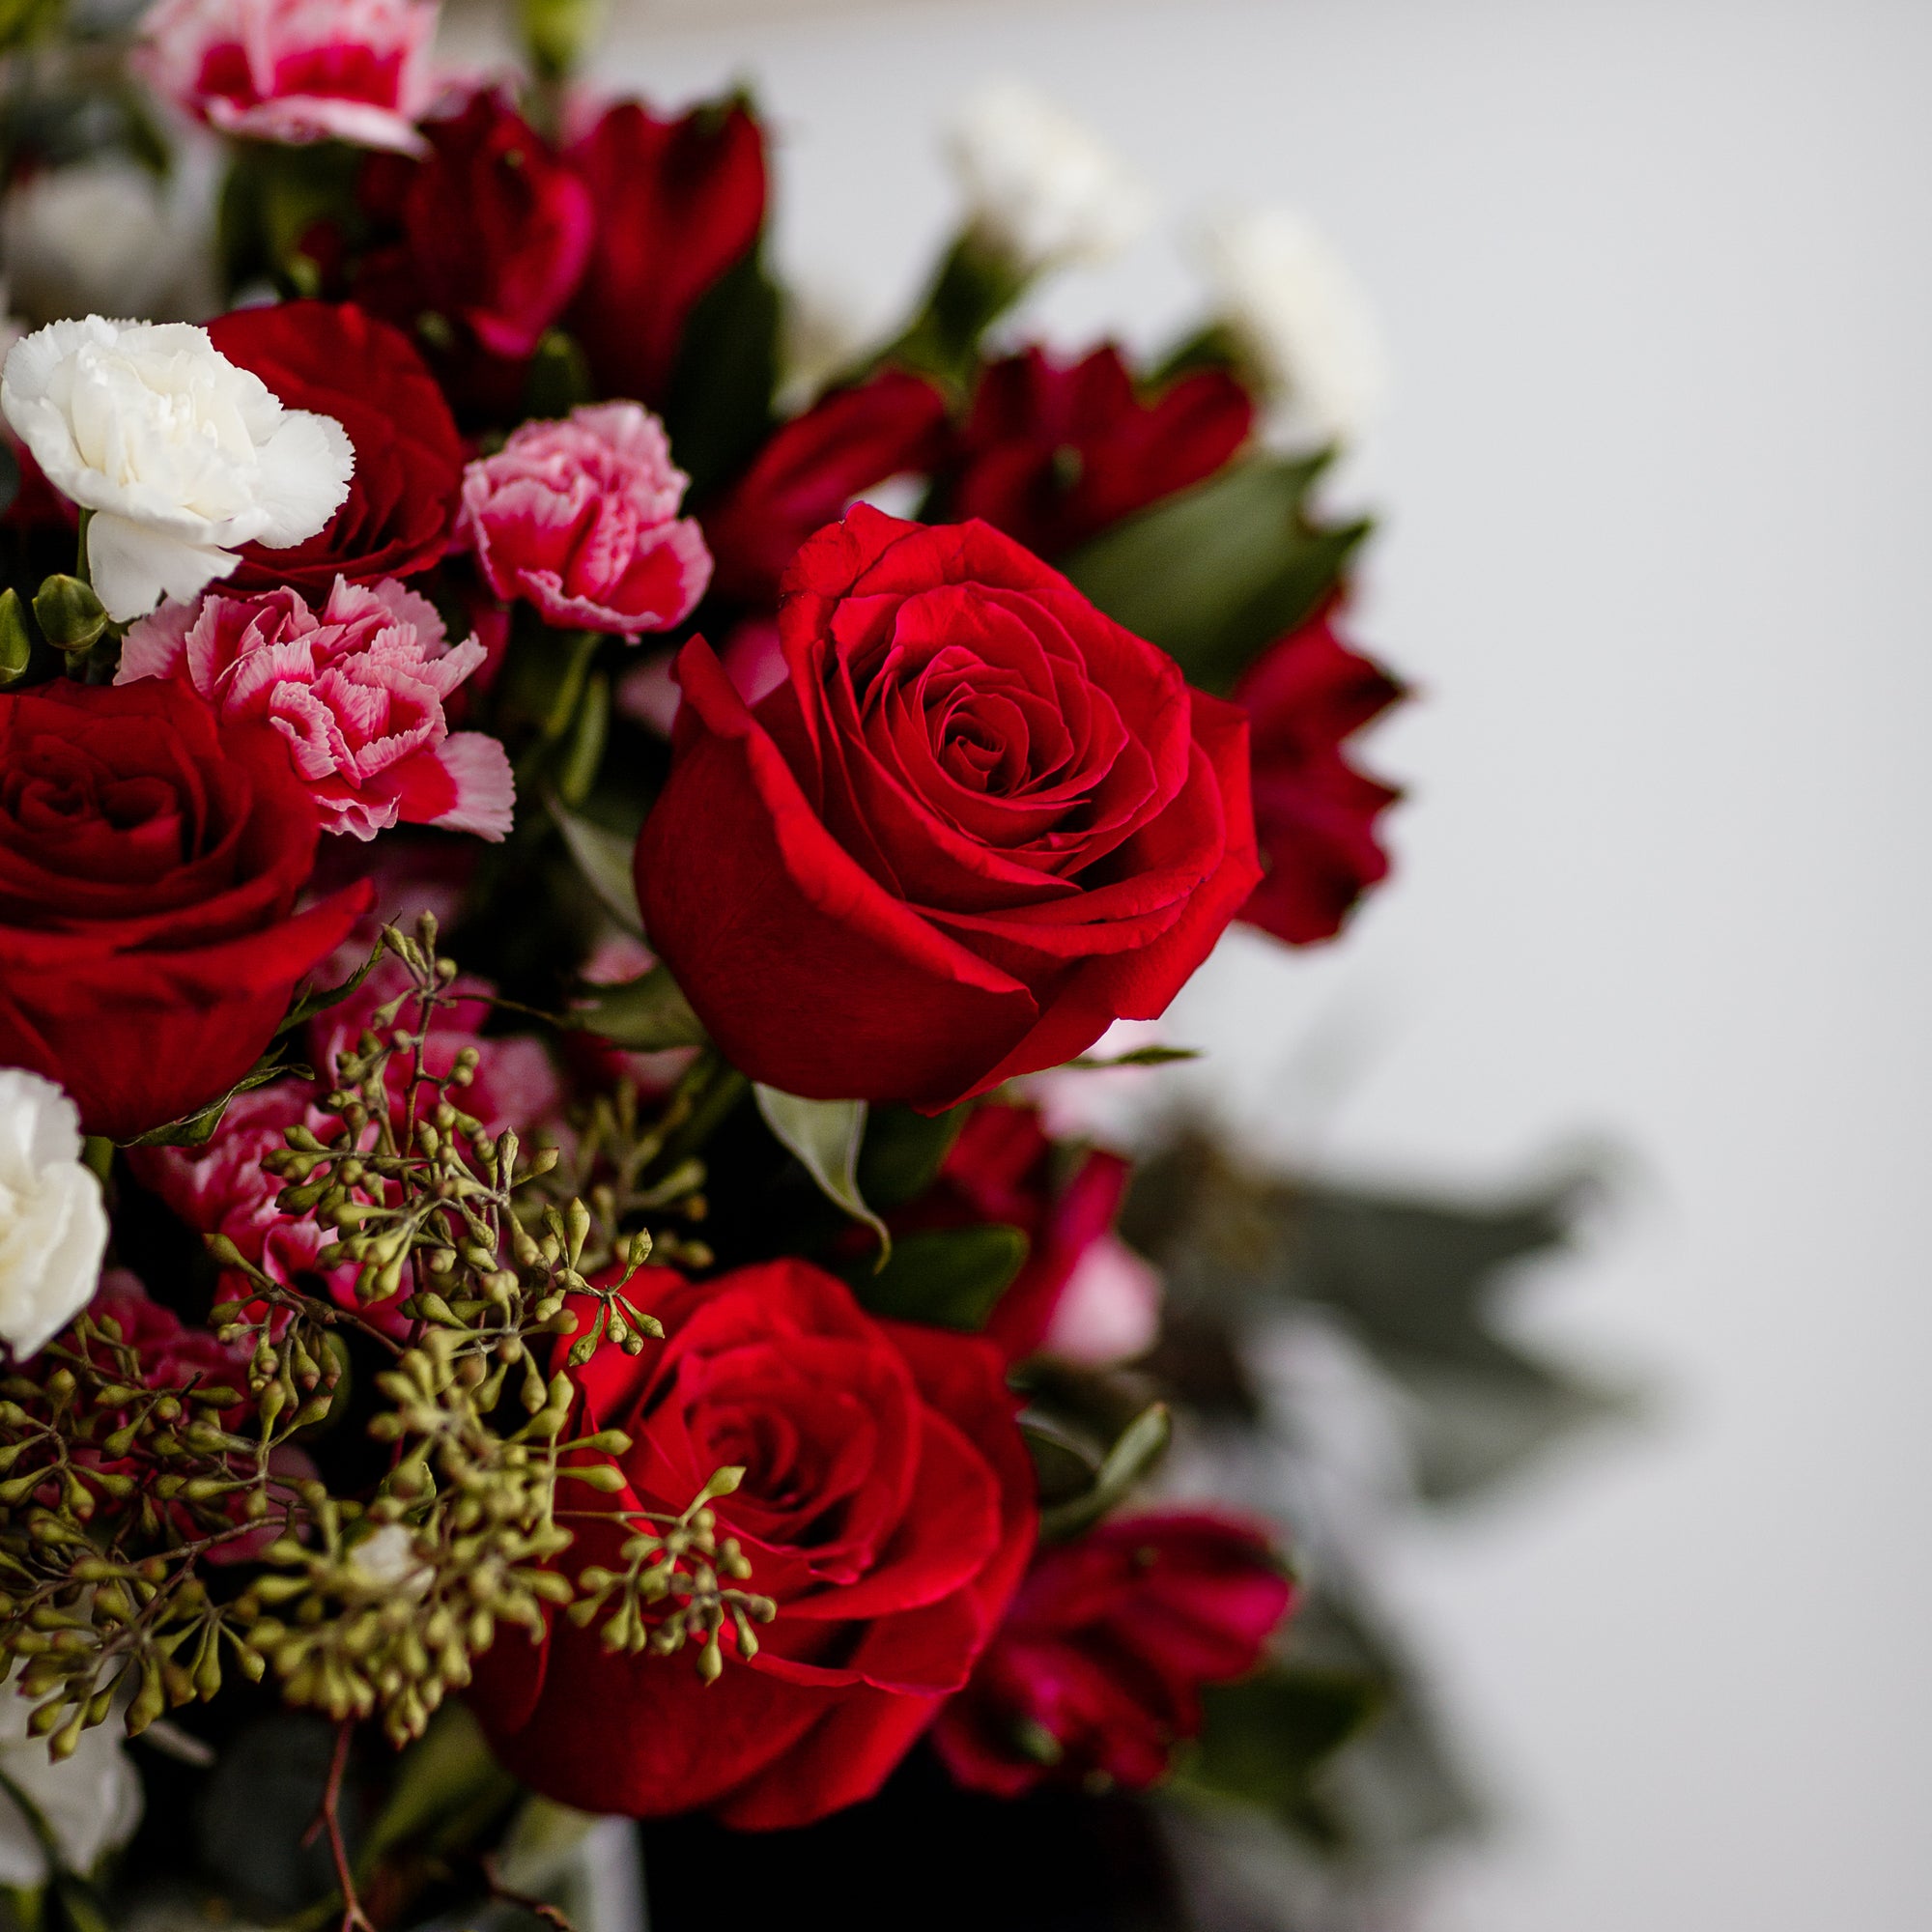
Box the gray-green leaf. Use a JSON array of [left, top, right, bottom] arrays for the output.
[[753, 1087, 889, 1264], [548, 795, 642, 935]]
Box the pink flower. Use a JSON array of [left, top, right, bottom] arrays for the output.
[[135, 0, 439, 156], [119, 576, 515, 843], [128, 1087, 355, 1315], [457, 403, 712, 638]]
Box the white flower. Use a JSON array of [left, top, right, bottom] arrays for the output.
[[1197, 207, 1389, 448], [2, 160, 217, 329], [951, 81, 1152, 272], [0, 1070, 107, 1362], [346, 1523, 433, 1596], [0, 316, 354, 621], [0, 1678, 142, 1886]]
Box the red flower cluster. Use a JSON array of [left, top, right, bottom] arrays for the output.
[[948, 345, 1254, 559], [0, 47, 1410, 1856], [471, 1260, 1036, 1830], [348, 89, 766, 418]]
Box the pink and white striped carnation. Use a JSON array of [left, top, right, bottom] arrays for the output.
[[457, 402, 712, 639], [134, 0, 440, 156], [119, 576, 515, 843]]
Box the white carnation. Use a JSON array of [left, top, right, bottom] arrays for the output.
[[0, 1675, 143, 1886], [951, 81, 1152, 272], [0, 316, 354, 621], [2, 160, 216, 329], [0, 1070, 107, 1362], [1197, 207, 1389, 449]]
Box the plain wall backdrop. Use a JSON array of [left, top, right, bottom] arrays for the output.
[[473, 1, 1932, 1923]]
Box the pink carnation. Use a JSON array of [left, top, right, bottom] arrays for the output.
[[128, 1087, 355, 1316], [120, 576, 515, 843], [457, 402, 712, 638], [134, 0, 439, 156]]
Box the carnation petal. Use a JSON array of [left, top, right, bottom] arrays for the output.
[[116, 599, 198, 684], [423, 731, 516, 841], [88, 514, 238, 622], [248, 407, 355, 549]]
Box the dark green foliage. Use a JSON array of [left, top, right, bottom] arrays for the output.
[[858, 1104, 969, 1209], [661, 245, 782, 500], [1064, 456, 1369, 695], [857, 1224, 1030, 1331]]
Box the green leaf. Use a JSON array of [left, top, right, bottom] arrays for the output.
[[857, 1102, 968, 1208], [276, 939, 385, 1038], [753, 1087, 889, 1264], [1037, 1399, 1170, 1542], [120, 1057, 302, 1149], [882, 230, 1031, 391], [571, 965, 706, 1050], [547, 793, 642, 935], [1180, 1665, 1385, 1814], [0, 587, 30, 687], [1063, 456, 1369, 693], [1066, 1043, 1202, 1068], [858, 1223, 1028, 1330], [661, 239, 781, 497]]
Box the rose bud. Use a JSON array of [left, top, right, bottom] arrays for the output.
[[700, 368, 950, 604], [635, 506, 1261, 1110]]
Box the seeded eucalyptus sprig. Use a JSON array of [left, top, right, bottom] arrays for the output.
[[0, 914, 766, 1761]]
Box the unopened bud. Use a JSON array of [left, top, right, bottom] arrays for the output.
[[0, 588, 29, 686], [32, 574, 107, 653]]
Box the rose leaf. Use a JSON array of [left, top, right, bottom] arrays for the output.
[[753, 1086, 890, 1266]]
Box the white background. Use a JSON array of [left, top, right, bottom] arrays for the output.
[[506, 2, 1932, 1922]]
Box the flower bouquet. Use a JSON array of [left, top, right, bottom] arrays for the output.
[[0, 1, 1616, 1927]]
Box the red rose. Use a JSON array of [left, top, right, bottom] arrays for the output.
[[1235, 612, 1404, 946], [635, 507, 1261, 1109], [469, 1259, 1036, 1831], [933, 1512, 1295, 1796], [701, 369, 950, 603], [900, 1102, 1142, 1363], [207, 301, 464, 595], [355, 88, 592, 368], [946, 345, 1253, 559], [565, 98, 767, 407], [0, 680, 369, 1142]]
